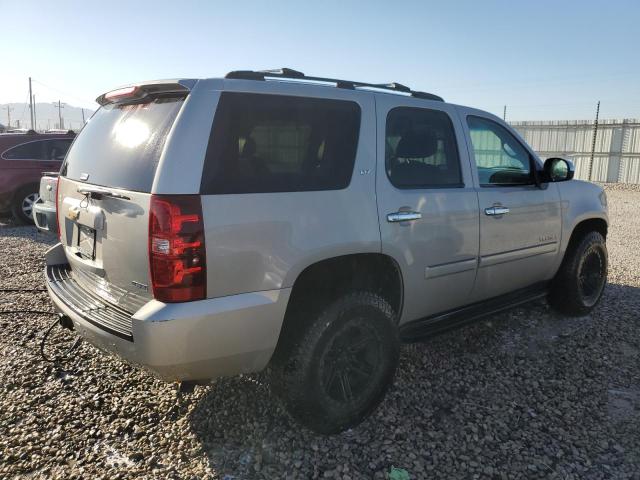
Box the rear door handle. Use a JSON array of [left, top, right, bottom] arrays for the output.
[[485, 206, 510, 216], [387, 211, 422, 223]]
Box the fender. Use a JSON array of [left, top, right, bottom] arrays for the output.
[[556, 180, 608, 258]]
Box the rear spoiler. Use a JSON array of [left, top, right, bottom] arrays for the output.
[[96, 79, 196, 106]]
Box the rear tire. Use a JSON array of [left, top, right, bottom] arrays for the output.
[[12, 185, 39, 225], [271, 292, 400, 434], [549, 231, 607, 316]]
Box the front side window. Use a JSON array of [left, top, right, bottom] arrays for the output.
[[467, 116, 533, 186], [385, 107, 462, 189], [200, 93, 361, 194], [2, 138, 72, 161]]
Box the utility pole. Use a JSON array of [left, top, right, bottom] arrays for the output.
[[33, 95, 37, 131], [503, 105, 507, 121], [53, 100, 65, 129], [28, 77, 34, 130], [81, 108, 85, 124], [3, 105, 13, 127], [588, 101, 600, 181]]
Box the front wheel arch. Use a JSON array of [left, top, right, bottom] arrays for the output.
[[565, 218, 607, 254], [11, 183, 40, 224]]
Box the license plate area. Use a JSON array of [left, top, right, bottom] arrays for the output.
[[77, 225, 96, 260]]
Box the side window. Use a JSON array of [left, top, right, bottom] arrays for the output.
[[467, 116, 533, 186], [2, 140, 46, 160], [43, 139, 73, 161], [200, 93, 361, 194], [385, 107, 462, 188]]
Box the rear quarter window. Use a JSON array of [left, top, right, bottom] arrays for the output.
[[2, 138, 73, 161], [200, 93, 361, 194], [61, 96, 184, 192]]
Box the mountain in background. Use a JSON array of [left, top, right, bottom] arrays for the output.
[[0, 102, 95, 132]]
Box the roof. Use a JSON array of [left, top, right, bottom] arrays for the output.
[[96, 68, 444, 105]]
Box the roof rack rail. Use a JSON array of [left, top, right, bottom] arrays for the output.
[[225, 68, 444, 102], [372, 82, 410, 93]]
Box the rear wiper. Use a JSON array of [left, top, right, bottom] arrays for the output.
[[77, 186, 131, 200]]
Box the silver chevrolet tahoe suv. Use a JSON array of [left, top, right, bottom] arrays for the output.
[[45, 69, 608, 434]]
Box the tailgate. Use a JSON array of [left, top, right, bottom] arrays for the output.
[[54, 85, 188, 313], [58, 177, 152, 312]]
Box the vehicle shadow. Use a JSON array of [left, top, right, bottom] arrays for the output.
[[188, 282, 640, 478]]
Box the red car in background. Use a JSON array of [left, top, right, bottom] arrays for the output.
[[0, 132, 74, 223]]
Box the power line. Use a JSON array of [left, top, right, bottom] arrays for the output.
[[31, 78, 95, 106]]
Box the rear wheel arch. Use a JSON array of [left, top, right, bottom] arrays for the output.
[[13, 182, 39, 200], [273, 253, 404, 359]]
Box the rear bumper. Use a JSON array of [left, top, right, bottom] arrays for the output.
[[44, 243, 291, 381], [34, 200, 57, 235]]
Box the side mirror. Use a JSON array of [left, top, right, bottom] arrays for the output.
[[543, 157, 575, 182]]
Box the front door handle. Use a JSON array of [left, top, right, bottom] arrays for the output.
[[485, 206, 510, 216], [387, 211, 422, 223]]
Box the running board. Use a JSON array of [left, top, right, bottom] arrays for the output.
[[400, 283, 548, 342]]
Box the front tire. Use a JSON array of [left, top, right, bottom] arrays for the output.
[[549, 231, 607, 316], [271, 292, 400, 434]]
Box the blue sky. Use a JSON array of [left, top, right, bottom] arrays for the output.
[[1, 0, 639, 120]]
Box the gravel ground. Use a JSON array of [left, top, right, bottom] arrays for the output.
[[1, 185, 639, 479]]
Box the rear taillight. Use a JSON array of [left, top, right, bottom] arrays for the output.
[[149, 195, 206, 302], [55, 177, 61, 240]]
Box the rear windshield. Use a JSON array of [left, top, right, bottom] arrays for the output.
[[200, 93, 361, 194], [61, 96, 184, 192]]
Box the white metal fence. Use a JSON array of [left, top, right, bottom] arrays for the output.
[[511, 119, 640, 184]]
